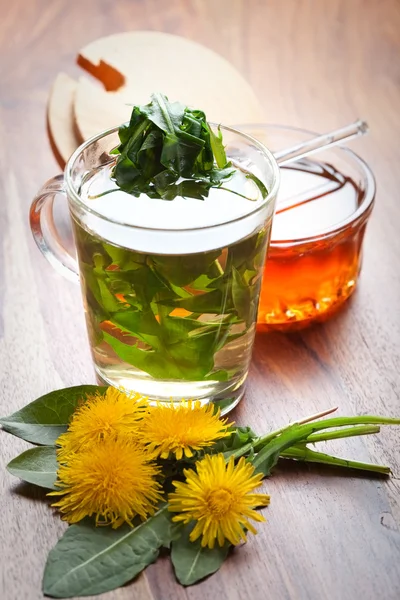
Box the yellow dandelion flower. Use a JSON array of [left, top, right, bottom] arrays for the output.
[[57, 387, 148, 459], [50, 437, 163, 527], [168, 453, 270, 549], [141, 400, 232, 460]]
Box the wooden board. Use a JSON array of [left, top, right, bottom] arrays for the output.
[[47, 72, 81, 167], [74, 31, 266, 140], [73, 76, 129, 141]]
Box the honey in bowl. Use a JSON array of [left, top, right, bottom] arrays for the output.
[[237, 125, 375, 331]]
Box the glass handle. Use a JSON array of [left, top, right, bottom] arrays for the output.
[[29, 174, 79, 283]]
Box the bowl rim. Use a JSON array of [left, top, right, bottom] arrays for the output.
[[235, 123, 376, 245], [64, 123, 280, 233]]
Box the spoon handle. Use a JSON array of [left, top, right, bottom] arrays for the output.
[[274, 119, 369, 166]]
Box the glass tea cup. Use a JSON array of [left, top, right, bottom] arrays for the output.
[[30, 125, 280, 414], [236, 124, 376, 331]]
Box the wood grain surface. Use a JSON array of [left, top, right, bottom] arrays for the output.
[[1, 1, 399, 599]]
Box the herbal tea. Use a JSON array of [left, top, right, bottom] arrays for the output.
[[73, 164, 271, 402], [31, 96, 279, 413], [258, 159, 369, 330]]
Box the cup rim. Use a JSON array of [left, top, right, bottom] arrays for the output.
[[235, 123, 376, 245], [65, 123, 280, 232]]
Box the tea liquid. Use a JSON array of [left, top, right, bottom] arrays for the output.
[[258, 159, 366, 330], [72, 164, 273, 403]]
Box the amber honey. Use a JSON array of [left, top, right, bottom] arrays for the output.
[[257, 157, 374, 330]]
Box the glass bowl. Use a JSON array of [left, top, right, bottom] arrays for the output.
[[236, 124, 376, 331]]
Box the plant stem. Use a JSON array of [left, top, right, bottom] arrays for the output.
[[218, 186, 256, 201], [251, 416, 400, 472], [280, 446, 390, 475], [251, 406, 338, 452], [214, 259, 224, 277], [224, 415, 399, 475], [306, 424, 380, 443], [88, 189, 118, 200], [253, 415, 400, 452], [224, 408, 339, 461]]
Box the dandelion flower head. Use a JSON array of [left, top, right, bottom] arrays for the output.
[[50, 437, 163, 527], [57, 387, 148, 459], [141, 400, 232, 460], [168, 453, 270, 548]]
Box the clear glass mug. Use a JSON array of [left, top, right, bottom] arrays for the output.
[[30, 125, 280, 414]]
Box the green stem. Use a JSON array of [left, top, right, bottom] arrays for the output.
[[245, 407, 338, 454], [253, 415, 400, 453], [218, 186, 256, 201], [225, 425, 382, 462], [214, 259, 224, 277], [306, 424, 381, 444], [88, 189, 118, 200], [224, 441, 253, 461], [251, 415, 400, 473], [280, 446, 390, 475], [224, 416, 399, 476], [225, 419, 388, 462]]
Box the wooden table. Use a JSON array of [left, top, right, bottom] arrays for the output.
[[1, 1, 399, 598]]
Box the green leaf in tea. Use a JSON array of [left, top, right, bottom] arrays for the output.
[[42, 506, 181, 598], [7, 446, 58, 489], [0, 385, 107, 445], [75, 222, 266, 382], [232, 266, 253, 324], [209, 124, 229, 168]]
